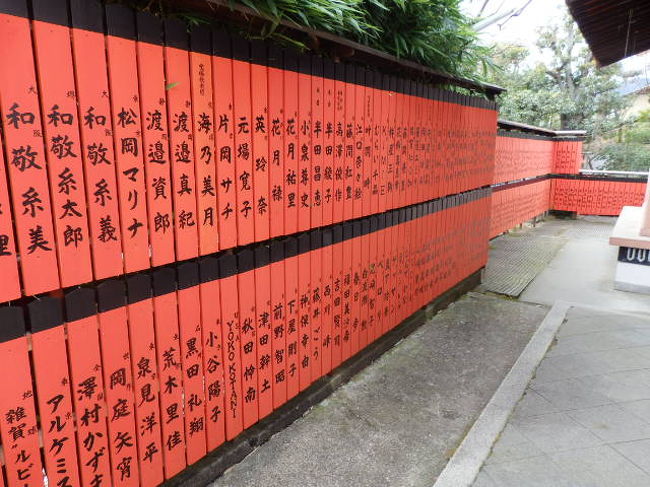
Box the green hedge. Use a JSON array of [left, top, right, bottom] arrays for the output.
[[120, 0, 490, 81]]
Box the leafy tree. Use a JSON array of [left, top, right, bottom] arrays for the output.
[[488, 13, 630, 134], [599, 110, 650, 171], [485, 12, 650, 170]]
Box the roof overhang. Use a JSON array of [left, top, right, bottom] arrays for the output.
[[566, 0, 650, 66]]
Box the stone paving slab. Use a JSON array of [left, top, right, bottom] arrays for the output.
[[518, 218, 650, 314], [210, 293, 548, 487], [474, 307, 650, 487]]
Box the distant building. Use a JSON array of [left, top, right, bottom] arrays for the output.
[[617, 77, 650, 118]]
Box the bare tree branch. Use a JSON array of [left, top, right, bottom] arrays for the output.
[[478, 0, 491, 17]]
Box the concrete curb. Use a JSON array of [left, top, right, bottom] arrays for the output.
[[433, 300, 572, 487]]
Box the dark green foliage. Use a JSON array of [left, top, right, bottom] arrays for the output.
[[599, 110, 650, 172], [110, 0, 490, 80], [237, 0, 490, 79], [355, 0, 491, 80]]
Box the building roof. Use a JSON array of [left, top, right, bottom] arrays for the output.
[[616, 77, 650, 96], [566, 0, 650, 66]]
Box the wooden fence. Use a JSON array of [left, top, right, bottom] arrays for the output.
[[0, 1, 496, 486], [490, 128, 647, 238]]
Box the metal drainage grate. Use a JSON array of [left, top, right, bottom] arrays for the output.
[[482, 233, 567, 297]]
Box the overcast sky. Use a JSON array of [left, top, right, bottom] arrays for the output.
[[461, 0, 650, 80]]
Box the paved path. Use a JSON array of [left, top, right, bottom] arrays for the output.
[[474, 306, 650, 486], [519, 217, 649, 313]]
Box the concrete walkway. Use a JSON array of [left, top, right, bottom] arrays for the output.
[[520, 217, 650, 313], [482, 216, 649, 313], [474, 306, 650, 486], [462, 216, 650, 486]]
